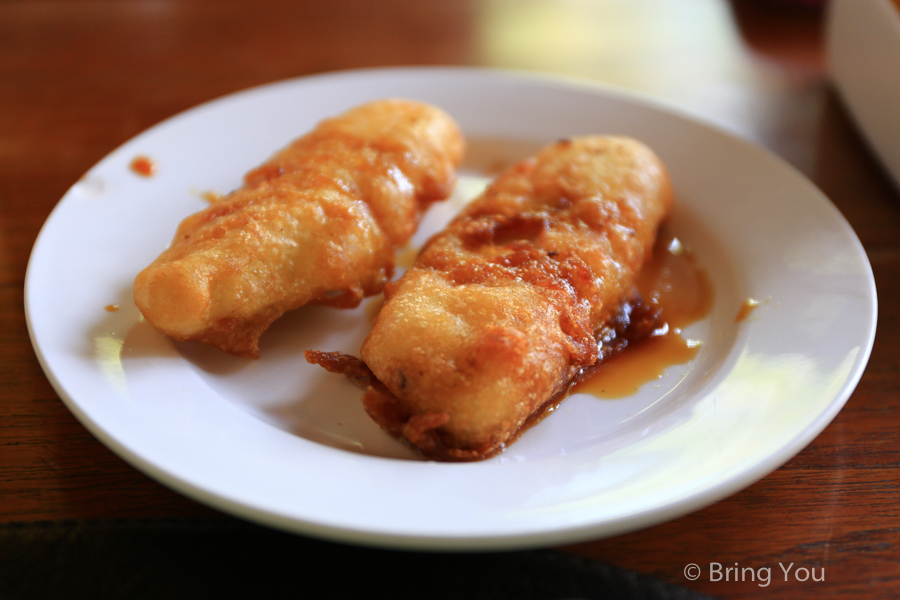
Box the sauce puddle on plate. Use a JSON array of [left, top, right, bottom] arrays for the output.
[[503, 225, 715, 446], [572, 226, 714, 400]]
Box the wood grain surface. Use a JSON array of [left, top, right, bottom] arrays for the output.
[[2, 1, 899, 598]]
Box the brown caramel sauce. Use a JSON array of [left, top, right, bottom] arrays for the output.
[[566, 226, 714, 399], [635, 231, 715, 329], [572, 227, 714, 400], [129, 156, 157, 177], [105, 304, 120, 312], [735, 297, 761, 322], [571, 333, 701, 398], [312, 224, 713, 461], [478, 227, 715, 459]]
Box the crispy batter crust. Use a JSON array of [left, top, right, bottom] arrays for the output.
[[134, 99, 464, 357], [358, 136, 673, 460]]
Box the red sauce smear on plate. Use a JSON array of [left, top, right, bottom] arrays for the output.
[[130, 156, 157, 177]]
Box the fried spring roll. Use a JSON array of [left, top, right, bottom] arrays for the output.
[[354, 136, 673, 460], [134, 99, 464, 358]]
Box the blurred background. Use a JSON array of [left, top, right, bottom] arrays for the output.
[[0, 0, 850, 283], [3, 1, 900, 598]]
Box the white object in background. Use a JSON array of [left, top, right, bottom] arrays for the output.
[[828, 0, 900, 192]]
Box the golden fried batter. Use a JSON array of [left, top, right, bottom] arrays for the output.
[[355, 136, 673, 460], [134, 99, 464, 358]]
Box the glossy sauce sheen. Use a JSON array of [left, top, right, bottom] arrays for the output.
[[571, 226, 714, 399], [735, 297, 760, 322], [479, 225, 714, 453]]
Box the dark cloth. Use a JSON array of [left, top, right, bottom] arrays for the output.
[[0, 518, 716, 600]]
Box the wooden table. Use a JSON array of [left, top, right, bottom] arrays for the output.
[[3, 1, 898, 598]]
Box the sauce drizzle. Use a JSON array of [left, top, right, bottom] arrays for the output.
[[130, 156, 157, 177], [572, 226, 714, 399], [735, 298, 760, 322]]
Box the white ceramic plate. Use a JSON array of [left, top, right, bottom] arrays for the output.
[[26, 68, 876, 550]]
